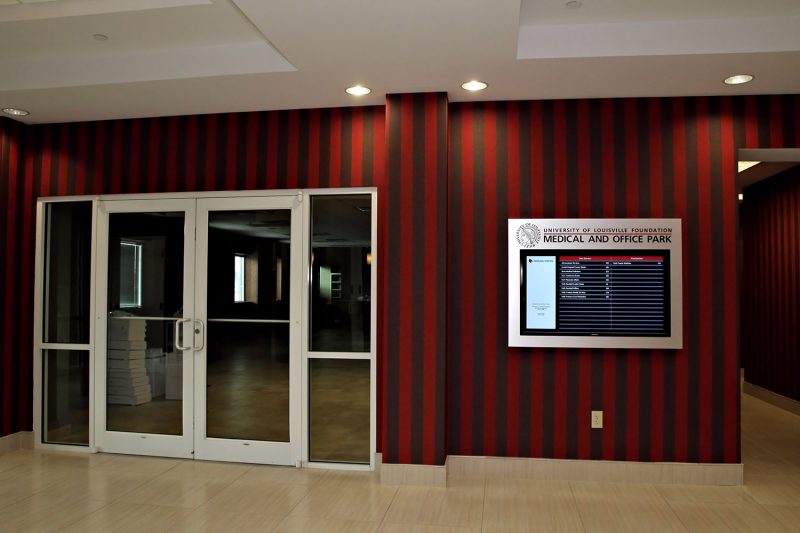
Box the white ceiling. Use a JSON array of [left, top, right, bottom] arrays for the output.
[[1, 0, 799, 124]]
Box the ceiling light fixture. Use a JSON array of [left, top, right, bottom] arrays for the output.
[[2, 107, 30, 117], [92, 34, 109, 41], [724, 74, 754, 85], [565, 0, 582, 8], [345, 85, 371, 96], [461, 80, 488, 92]]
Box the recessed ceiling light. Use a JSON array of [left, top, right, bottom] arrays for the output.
[[2, 107, 30, 117], [92, 33, 109, 41], [566, 0, 582, 8], [724, 74, 754, 85], [345, 85, 371, 96], [461, 80, 488, 92]]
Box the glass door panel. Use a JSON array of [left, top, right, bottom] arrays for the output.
[[95, 200, 195, 458], [195, 197, 301, 465]]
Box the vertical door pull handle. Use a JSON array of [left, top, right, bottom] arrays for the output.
[[174, 318, 192, 351]]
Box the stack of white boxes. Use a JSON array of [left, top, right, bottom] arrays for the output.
[[107, 319, 152, 405]]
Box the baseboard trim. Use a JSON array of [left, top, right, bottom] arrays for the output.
[[744, 382, 800, 418], [0, 431, 34, 455], [447, 455, 742, 486], [380, 454, 742, 487]]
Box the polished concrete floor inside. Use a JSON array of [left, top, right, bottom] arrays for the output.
[[2, 392, 799, 532]]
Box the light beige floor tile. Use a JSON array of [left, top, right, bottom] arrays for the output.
[[0, 489, 107, 533], [763, 504, 800, 532], [743, 479, 800, 506], [33, 469, 153, 503], [236, 464, 328, 486], [668, 502, 792, 533], [655, 484, 755, 504], [570, 480, 666, 504], [121, 476, 232, 509], [379, 524, 481, 533], [203, 480, 311, 516], [60, 501, 195, 533], [172, 508, 285, 532], [88, 453, 182, 475], [483, 479, 583, 532], [575, 500, 687, 533], [288, 483, 398, 522], [156, 459, 252, 482], [382, 479, 483, 529], [274, 515, 380, 533]]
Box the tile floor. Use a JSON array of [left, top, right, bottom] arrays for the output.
[[1, 393, 799, 532]]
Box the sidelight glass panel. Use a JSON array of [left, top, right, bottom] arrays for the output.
[[310, 195, 372, 352], [43, 202, 92, 344], [206, 210, 292, 441], [43, 350, 89, 445], [309, 358, 370, 463], [106, 212, 185, 435]]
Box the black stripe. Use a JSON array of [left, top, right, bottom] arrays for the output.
[[446, 104, 463, 455], [541, 100, 555, 218], [275, 111, 288, 189], [65, 123, 79, 196], [235, 114, 247, 190], [541, 350, 555, 457], [684, 97, 700, 462], [708, 98, 725, 462], [660, 99, 676, 462], [590, 349, 603, 459], [385, 96, 403, 462], [318, 109, 331, 189], [589, 100, 605, 218], [361, 108, 374, 187], [565, 100, 579, 216], [255, 112, 267, 189], [495, 102, 509, 456], [613, 99, 627, 217]]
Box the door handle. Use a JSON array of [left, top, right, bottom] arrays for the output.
[[174, 318, 192, 351], [193, 319, 205, 351]]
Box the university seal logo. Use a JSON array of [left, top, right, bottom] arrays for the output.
[[516, 223, 540, 248]]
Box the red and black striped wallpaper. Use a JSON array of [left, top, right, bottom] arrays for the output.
[[383, 93, 448, 465], [447, 95, 800, 464], [0, 107, 387, 439], [2, 94, 800, 466], [741, 165, 800, 403], [0, 118, 26, 438]]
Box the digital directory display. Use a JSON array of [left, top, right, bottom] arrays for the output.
[[508, 219, 682, 349]]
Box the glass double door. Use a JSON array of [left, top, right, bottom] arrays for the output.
[[95, 196, 301, 465]]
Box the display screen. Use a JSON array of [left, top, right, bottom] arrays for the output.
[[520, 250, 670, 337]]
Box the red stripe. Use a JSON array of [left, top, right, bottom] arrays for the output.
[[167, 117, 179, 192], [2, 128, 19, 433], [245, 113, 257, 190], [57, 127, 69, 196], [422, 94, 438, 464], [696, 97, 713, 462], [553, 349, 567, 458], [148, 119, 160, 193], [129, 120, 142, 193], [224, 114, 237, 190], [266, 112, 278, 189], [308, 109, 320, 188], [19, 127, 35, 430], [650, 351, 664, 461], [602, 349, 616, 460], [601, 99, 615, 217], [350, 107, 364, 187], [577, 99, 591, 216], [769, 95, 783, 147], [373, 107, 385, 187], [506, 102, 521, 456], [625, 99, 638, 217], [397, 95, 414, 462], [577, 350, 591, 459], [40, 127, 52, 197], [329, 108, 342, 188], [183, 116, 198, 192], [92, 122, 106, 195], [554, 100, 567, 216], [75, 122, 88, 194], [459, 105, 474, 454], [483, 103, 498, 455], [626, 350, 640, 461], [530, 101, 543, 216], [672, 98, 688, 461], [531, 352, 543, 457], [287, 111, 300, 188]]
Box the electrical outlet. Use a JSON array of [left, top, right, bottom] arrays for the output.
[[591, 410, 603, 429]]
